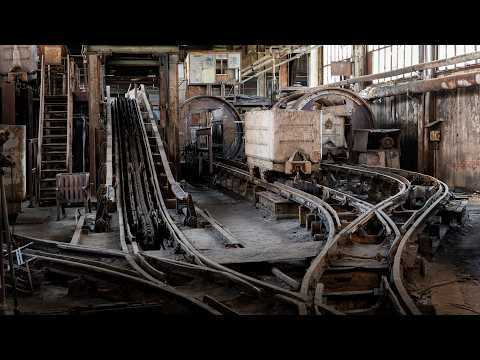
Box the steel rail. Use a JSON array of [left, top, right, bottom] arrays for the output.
[[30, 253, 220, 314], [114, 97, 310, 306], [212, 160, 413, 314], [298, 167, 409, 313], [361, 165, 450, 315], [213, 161, 339, 235]]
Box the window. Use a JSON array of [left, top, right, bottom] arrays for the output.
[[437, 45, 480, 72], [322, 45, 353, 84], [367, 45, 420, 84], [216, 58, 228, 75]]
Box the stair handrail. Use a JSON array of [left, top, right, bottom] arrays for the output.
[[66, 54, 73, 172], [36, 55, 45, 203]]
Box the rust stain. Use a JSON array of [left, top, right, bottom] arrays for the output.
[[0, 125, 26, 201], [452, 160, 480, 171]]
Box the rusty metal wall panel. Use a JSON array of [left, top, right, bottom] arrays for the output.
[[0, 45, 38, 74], [0, 125, 26, 202], [331, 61, 352, 77], [437, 86, 480, 191], [436, 89, 457, 187], [43, 45, 63, 65], [370, 85, 480, 191]]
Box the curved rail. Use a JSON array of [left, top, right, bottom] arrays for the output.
[[28, 251, 220, 314], [363, 166, 450, 315], [297, 163, 410, 313]]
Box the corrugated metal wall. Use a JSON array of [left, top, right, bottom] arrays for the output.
[[436, 86, 480, 191], [369, 94, 422, 171], [369, 86, 480, 192]]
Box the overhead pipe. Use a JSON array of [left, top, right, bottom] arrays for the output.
[[283, 50, 480, 92], [241, 46, 301, 77], [359, 70, 480, 99], [241, 46, 321, 84]]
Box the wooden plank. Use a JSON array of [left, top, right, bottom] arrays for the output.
[[88, 54, 100, 195], [196, 241, 322, 265], [70, 215, 85, 245], [195, 207, 244, 247]]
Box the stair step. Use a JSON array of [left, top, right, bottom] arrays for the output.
[[44, 118, 67, 121], [45, 111, 68, 114], [40, 187, 56, 192], [43, 135, 67, 138], [42, 160, 66, 164], [43, 143, 67, 146], [45, 103, 67, 106], [43, 126, 67, 130], [42, 169, 67, 172], [43, 150, 66, 154], [45, 95, 67, 100], [40, 178, 57, 182], [39, 197, 57, 201]]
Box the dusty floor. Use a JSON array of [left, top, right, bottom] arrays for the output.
[[414, 197, 480, 314], [189, 185, 311, 246], [78, 213, 121, 250], [12, 203, 78, 242], [11, 202, 122, 251]]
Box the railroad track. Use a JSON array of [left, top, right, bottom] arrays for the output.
[[211, 161, 453, 314], [111, 96, 307, 314], [213, 161, 404, 314], [111, 92, 454, 314], [13, 90, 453, 315]]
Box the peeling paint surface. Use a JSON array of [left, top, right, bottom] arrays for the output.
[[0, 125, 26, 201]]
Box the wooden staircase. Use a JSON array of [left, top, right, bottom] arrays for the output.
[[37, 53, 73, 206]]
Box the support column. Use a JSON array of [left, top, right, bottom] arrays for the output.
[[279, 63, 289, 89], [257, 73, 266, 97], [318, 46, 324, 86], [419, 45, 436, 174], [88, 54, 101, 195], [168, 54, 179, 164], [308, 47, 319, 87], [159, 54, 168, 131], [353, 45, 368, 91], [1, 82, 15, 125]]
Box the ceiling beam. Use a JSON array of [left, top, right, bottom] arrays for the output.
[[107, 59, 160, 67], [85, 45, 179, 55]]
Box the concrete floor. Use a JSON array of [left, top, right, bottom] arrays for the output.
[[189, 185, 311, 247], [78, 212, 122, 250], [12, 202, 122, 251], [414, 197, 480, 314], [13, 203, 77, 242]]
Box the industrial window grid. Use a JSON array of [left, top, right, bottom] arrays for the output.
[[437, 45, 480, 72], [321, 45, 480, 86], [322, 45, 353, 84], [367, 45, 420, 84]]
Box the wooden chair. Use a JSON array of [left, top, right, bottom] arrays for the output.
[[56, 173, 91, 221]]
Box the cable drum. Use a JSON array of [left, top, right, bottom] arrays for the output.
[[292, 87, 376, 149], [180, 96, 243, 161]]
